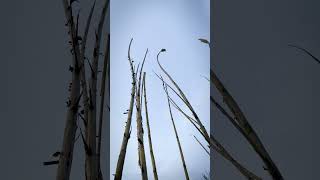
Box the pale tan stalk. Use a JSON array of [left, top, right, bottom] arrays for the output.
[[135, 49, 149, 180], [79, 0, 96, 139], [163, 84, 190, 180], [114, 39, 136, 180], [142, 73, 159, 180], [86, 1, 109, 180], [193, 135, 210, 155], [96, 34, 110, 180], [56, 1, 82, 180], [156, 52, 261, 179], [200, 38, 283, 179], [166, 85, 261, 180], [210, 69, 283, 180]]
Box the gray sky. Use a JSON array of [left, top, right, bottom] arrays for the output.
[[110, 0, 210, 179]]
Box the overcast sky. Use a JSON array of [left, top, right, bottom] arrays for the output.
[[110, 0, 210, 179]]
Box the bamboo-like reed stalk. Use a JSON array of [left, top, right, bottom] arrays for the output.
[[78, 5, 95, 179], [114, 39, 136, 180], [96, 34, 110, 180], [200, 38, 283, 179], [161, 78, 261, 180], [135, 49, 149, 180], [209, 135, 262, 180], [156, 50, 261, 180], [156, 49, 209, 142], [210, 69, 283, 180], [193, 135, 210, 156], [86, 0, 109, 179], [142, 72, 159, 180], [163, 84, 190, 180], [56, 1, 82, 180], [79, 0, 96, 140]]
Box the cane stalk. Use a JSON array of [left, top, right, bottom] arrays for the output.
[[142, 72, 159, 180]]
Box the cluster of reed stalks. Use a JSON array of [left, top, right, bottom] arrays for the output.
[[44, 1, 110, 180], [114, 40, 192, 180], [48, 1, 285, 179], [113, 38, 284, 180]]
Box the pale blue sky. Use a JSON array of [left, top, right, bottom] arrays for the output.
[[110, 0, 210, 179]]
